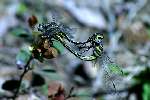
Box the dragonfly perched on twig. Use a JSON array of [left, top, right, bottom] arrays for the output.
[[37, 21, 104, 61], [37, 20, 123, 92]]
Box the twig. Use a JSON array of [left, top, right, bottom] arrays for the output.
[[12, 56, 33, 100]]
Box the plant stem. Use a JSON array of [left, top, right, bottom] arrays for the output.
[[12, 56, 33, 100]]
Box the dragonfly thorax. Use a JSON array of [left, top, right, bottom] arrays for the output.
[[38, 22, 61, 38]]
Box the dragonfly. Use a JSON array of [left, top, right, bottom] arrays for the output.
[[37, 21, 104, 61], [37, 21, 123, 92]]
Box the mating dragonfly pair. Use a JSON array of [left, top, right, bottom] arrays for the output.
[[37, 21, 104, 61], [37, 21, 123, 92]]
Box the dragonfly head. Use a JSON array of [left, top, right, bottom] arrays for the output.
[[92, 33, 104, 47]]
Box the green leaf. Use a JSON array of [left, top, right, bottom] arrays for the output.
[[16, 46, 32, 69], [146, 28, 150, 38], [74, 88, 92, 100], [40, 84, 48, 96], [17, 3, 27, 14], [34, 68, 62, 81], [143, 83, 150, 100], [32, 31, 41, 37], [107, 63, 124, 75], [53, 41, 64, 54], [11, 28, 31, 38], [42, 68, 56, 73]]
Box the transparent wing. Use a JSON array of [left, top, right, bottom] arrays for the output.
[[51, 11, 75, 39], [59, 23, 76, 39], [93, 52, 124, 93]]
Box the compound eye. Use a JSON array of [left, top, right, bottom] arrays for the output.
[[95, 35, 103, 45], [96, 35, 103, 40]]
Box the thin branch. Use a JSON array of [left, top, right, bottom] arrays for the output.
[[12, 56, 33, 100]]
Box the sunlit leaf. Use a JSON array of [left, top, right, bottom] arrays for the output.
[[143, 83, 150, 100], [17, 3, 27, 14], [53, 41, 64, 54], [16, 46, 32, 69]]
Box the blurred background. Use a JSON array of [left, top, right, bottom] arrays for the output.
[[0, 0, 150, 100]]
